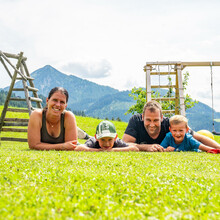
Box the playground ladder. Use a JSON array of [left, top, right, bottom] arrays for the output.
[[0, 51, 42, 142], [144, 62, 185, 116]]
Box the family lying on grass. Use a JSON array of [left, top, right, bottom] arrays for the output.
[[27, 87, 220, 152]]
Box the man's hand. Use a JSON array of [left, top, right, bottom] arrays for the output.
[[138, 144, 165, 152]]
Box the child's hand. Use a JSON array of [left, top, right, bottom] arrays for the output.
[[165, 146, 175, 152]]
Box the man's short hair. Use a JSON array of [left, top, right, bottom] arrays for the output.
[[143, 100, 162, 116], [169, 115, 188, 128]]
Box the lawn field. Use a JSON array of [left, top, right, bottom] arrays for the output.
[[0, 106, 220, 219]]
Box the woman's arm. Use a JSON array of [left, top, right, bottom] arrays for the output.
[[64, 111, 78, 142]]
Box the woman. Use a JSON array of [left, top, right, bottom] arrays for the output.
[[28, 87, 77, 150]]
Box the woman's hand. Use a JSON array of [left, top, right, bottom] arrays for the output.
[[63, 140, 78, 150]]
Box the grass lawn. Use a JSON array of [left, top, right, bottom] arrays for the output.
[[0, 106, 220, 219]]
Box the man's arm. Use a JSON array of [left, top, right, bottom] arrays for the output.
[[193, 132, 220, 149], [122, 134, 164, 152]]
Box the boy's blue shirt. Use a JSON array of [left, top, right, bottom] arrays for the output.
[[160, 132, 201, 152]]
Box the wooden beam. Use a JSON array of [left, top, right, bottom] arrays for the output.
[[4, 118, 29, 122], [2, 128, 27, 132], [152, 97, 176, 101], [1, 52, 27, 61], [146, 65, 151, 102], [181, 61, 220, 67], [1, 137, 27, 142], [7, 108, 29, 113], [150, 72, 176, 75], [151, 85, 176, 89], [3, 122, 28, 126]]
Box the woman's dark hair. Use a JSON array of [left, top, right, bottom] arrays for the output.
[[48, 87, 69, 103]]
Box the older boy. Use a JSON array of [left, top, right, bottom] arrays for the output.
[[75, 121, 139, 152], [160, 115, 214, 152]]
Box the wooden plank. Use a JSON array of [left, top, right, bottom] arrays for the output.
[[4, 118, 29, 122], [150, 72, 176, 75], [12, 88, 25, 91], [16, 76, 34, 80], [3, 122, 28, 126], [1, 137, 27, 142], [27, 86, 38, 92], [2, 128, 27, 132], [29, 97, 42, 102], [7, 108, 29, 113], [152, 97, 176, 101], [10, 97, 26, 101], [181, 61, 220, 67], [1, 52, 27, 61], [151, 85, 176, 89], [162, 110, 175, 114]]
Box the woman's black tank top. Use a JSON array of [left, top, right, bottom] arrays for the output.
[[41, 110, 65, 144]]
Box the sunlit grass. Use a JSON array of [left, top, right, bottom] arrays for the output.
[[0, 106, 220, 219]]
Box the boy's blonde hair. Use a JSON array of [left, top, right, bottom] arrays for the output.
[[169, 115, 188, 128]]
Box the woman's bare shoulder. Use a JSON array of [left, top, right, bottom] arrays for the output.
[[30, 109, 43, 119], [64, 110, 75, 118]]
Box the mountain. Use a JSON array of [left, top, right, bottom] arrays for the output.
[[2, 65, 220, 132], [5, 65, 119, 111], [3, 65, 135, 120], [186, 101, 220, 132]]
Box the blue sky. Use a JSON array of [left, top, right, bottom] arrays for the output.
[[1, 0, 220, 111]]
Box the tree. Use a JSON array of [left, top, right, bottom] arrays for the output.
[[125, 72, 197, 116]]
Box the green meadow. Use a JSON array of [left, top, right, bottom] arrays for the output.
[[0, 106, 220, 219]]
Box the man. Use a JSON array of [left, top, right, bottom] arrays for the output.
[[122, 100, 220, 152]]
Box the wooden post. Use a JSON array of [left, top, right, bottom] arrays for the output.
[[146, 65, 151, 102], [22, 61, 42, 109], [20, 63, 32, 115], [176, 64, 185, 116]]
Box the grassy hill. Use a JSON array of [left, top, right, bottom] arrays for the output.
[[0, 106, 220, 219]]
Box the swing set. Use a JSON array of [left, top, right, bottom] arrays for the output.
[[144, 61, 220, 135]]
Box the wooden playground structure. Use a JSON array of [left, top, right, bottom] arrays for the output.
[[144, 61, 220, 118]]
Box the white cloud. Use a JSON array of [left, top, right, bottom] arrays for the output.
[[60, 59, 112, 78]]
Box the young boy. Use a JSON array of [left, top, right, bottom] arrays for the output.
[[160, 115, 214, 152], [75, 120, 139, 152]]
